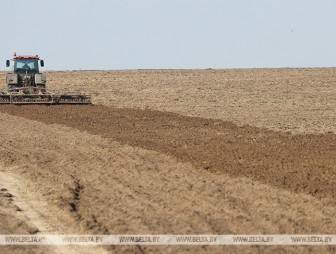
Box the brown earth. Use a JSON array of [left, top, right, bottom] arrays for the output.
[[1, 105, 336, 203], [44, 68, 336, 133], [1, 68, 336, 254]]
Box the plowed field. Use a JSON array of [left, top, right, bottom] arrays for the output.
[[1, 68, 336, 254]]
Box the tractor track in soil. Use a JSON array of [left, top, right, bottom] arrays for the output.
[[0, 170, 109, 254]]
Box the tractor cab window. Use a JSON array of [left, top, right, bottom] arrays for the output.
[[14, 59, 39, 74]]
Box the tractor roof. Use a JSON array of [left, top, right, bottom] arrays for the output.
[[13, 53, 40, 60]]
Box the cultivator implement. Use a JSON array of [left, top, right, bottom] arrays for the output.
[[0, 88, 91, 105], [0, 94, 91, 104]]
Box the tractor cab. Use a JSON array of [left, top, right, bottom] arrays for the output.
[[6, 54, 44, 75]]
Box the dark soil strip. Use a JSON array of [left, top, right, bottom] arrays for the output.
[[1, 105, 336, 201]]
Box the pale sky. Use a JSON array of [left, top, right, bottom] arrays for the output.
[[1, 0, 336, 70]]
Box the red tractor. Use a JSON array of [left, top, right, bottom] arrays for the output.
[[0, 53, 91, 104]]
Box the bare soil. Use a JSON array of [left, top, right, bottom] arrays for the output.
[[1, 68, 336, 254], [45, 68, 336, 133], [1, 105, 336, 203]]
